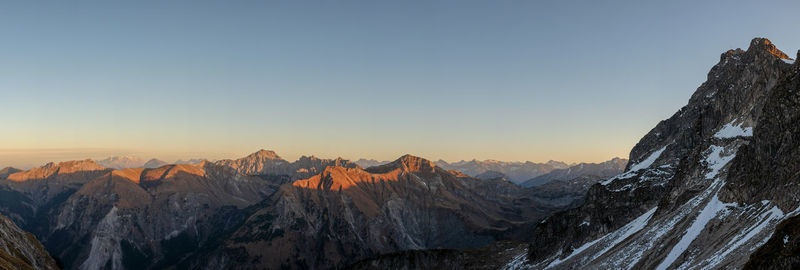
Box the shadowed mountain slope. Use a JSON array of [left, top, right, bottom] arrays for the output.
[[188, 154, 572, 270]]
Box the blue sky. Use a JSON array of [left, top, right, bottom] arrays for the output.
[[2, 1, 799, 168]]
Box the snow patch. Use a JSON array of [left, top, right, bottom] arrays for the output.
[[704, 145, 736, 179], [655, 193, 735, 270], [783, 58, 795, 64], [701, 203, 787, 269], [545, 207, 657, 269], [713, 121, 753, 139], [503, 249, 529, 270], [629, 146, 667, 172], [602, 146, 666, 185]]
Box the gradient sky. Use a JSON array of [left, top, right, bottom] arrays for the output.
[[2, 1, 800, 168]]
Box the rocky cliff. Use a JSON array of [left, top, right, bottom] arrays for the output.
[[215, 149, 360, 180], [48, 162, 276, 269], [0, 213, 59, 270], [501, 38, 799, 269]]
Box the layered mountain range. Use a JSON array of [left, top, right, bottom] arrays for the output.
[[0, 148, 604, 269], [191, 155, 566, 269], [0, 152, 371, 269], [434, 159, 570, 185], [520, 158, 628, 187]]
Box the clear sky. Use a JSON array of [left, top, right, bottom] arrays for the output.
[[2, 1, 800, 168]]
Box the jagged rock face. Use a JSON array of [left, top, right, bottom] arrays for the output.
[[292, 155, 362, 180], [0, 213, 59, 270], [214, 149, 288, 175], [197, 155, 567, 270], [744, 215, 800, 269], [735, 52, 800, 269], [215, 149, 360, 180], [510, 38, 798, 269], [721, 49, 800, 209], [45, 162, 276, 269], [435, 159, 569, 185], [521, 158, 627, 187]]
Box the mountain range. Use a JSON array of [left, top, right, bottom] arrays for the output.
[[2, 37, 800, 270], [0, 148, 604, 269], [434, 159, 570, 185], [520, 157, 628, 187], [96, 157, 203, 170]]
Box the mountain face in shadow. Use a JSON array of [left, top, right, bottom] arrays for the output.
[[182, 155, 577, 269], [0, 213, 59, 270], [512, 38, 800, 269]]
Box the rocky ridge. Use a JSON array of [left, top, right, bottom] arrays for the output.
[[0, 157, 279, 270], [503, 38, 799, 269], [214, 149, 361, 180], [0, 213, 59, 270], [190, 154, 575, 270]]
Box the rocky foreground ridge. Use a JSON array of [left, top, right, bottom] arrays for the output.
[[0, 213, 59, 270], [504, 38, 800, 269]]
